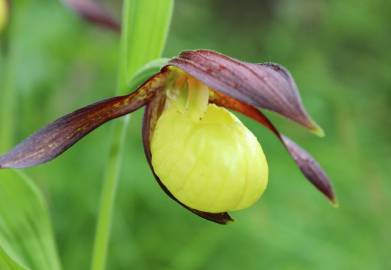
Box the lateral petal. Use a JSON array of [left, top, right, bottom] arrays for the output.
[[0, 72, 167, 168]]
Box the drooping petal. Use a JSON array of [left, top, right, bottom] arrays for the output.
[[280, 135, 336, 203], [0, 72, 167, 169], [63, 0, 120, 32], [142, 90, 233, 224], [167, 50, 323, 134], [210, 91, 336, 204]]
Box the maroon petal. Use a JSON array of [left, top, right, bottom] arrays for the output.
[[63, 0, 120, 32], [142, 91, 233, 224], [210, 91, 336, 204], [280, 135, 336, 203], [168, 50, 323, 134], [0, 72, 167, 169]]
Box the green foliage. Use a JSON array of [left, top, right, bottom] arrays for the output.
[[0, 246, 26, 270], [0, 171, 60, 270], [118, 0, 173, 91], [0, 2, 61, 269], [0, 0, 390, 270]]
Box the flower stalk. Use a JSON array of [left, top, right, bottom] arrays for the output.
[[91, 1, 173, 269], [91, 117, 128, 270]]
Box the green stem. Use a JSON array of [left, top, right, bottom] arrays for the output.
[[90, 117, 129, 270], [91, 0, 173, 269], [90, 4, 130, 269]]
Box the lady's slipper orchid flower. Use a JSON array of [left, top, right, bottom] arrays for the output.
[[0, 50, 335, 224]]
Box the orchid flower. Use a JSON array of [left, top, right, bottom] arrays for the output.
[[0, 50, 335, 224]]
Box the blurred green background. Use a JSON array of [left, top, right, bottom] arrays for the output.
[[1, 0, 391, 269]]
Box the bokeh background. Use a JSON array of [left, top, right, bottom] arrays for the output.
[[1, 0, 391, 269]]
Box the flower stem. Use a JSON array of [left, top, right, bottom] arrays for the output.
[[90, 2, 130, 268], [90, 0, 173, 269], [90, 117, 129, 270]]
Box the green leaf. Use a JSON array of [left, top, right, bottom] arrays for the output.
[[0, 170, 61, 270], [118, 0, 173, 92], [0, 246, 27, 270], [128, 57, 170, 90]]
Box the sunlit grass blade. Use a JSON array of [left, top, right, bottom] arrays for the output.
[[0, 170, 61, 270]]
